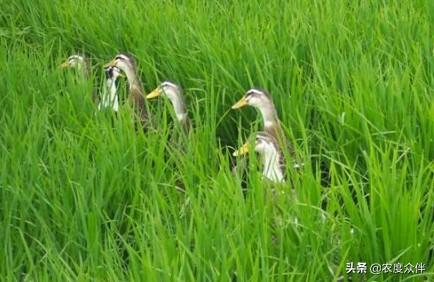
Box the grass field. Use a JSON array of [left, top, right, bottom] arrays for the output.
[[1, 0, 433, 281]]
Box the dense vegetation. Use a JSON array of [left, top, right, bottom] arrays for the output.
[[1, 0, 433, 280]]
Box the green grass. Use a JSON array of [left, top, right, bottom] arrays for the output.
[[1, 0, 433, 281]]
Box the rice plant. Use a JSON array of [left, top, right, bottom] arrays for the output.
[[0, 0, 433, 281]]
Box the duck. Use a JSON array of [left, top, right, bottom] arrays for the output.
[[231, 88, 302, 166], [233, 131, 285, 183], [104, 53, 149, 129], [60, 54, 91, 77], [61, 54, 100, 103], [98, 66, 123, 112], [146, 81, 191, 132], [232, 89, 286, 143]]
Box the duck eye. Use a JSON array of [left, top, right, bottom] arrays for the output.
[[248, 89, 263, 97], [246, 90, 259, 98]]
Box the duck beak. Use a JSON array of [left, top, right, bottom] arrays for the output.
[[60, 61, 70, 68], [231, 96, 248, 109], [233, 142, 249, 156], [146, 88, 161, 99], [103, 59, 117, 68]]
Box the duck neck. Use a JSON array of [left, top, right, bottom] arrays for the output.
[[169, 94, 187, 123], [262, 149, 284, 183], [123, 67, 141, 90], [77, 60, 91, 79], [99, 78, 119, 112], [108, 79, 119, 111], [258, 102, 279, 129]]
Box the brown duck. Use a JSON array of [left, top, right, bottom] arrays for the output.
[[104, 53, 149, 129]]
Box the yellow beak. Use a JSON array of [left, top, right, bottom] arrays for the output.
[[103, 59, 117, 68], [146, 88, 161, 99], [233, 142, 250, 157], [231, 96, 248, 109], [60, 61, 70, 68]]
